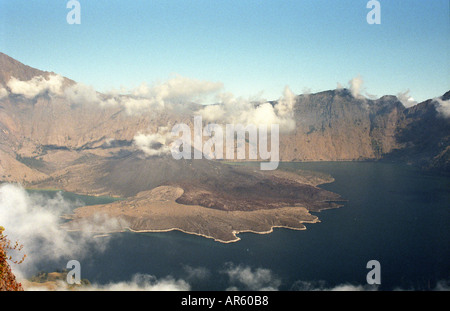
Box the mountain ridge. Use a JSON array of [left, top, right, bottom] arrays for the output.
[[0, 52, 448, 185]]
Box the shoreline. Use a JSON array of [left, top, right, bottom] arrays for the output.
[[125, 217, 320, 244]]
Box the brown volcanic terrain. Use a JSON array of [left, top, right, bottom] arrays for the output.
[[0, 52, 449, 241], [66, 185, 326, 243], [173, 167, 340, 212]]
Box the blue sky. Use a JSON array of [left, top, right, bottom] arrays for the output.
[[0, 0, 449, 102]]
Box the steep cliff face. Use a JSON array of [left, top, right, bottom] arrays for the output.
[[279, 89, 406, 161], [384, 92, 450, 171]]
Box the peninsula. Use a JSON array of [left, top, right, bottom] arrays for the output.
[[63, 166, 343, 243]]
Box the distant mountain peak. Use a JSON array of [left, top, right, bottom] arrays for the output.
[[441, 90, 450, 101], [0, 52, 74, 92], [0, 52, 50, 86]]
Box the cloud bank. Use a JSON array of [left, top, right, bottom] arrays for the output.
[[25, 273, 191, 291], [4, 74, 222, 114], [88, 274, 191, 291], [116, 75, 223, 114], [223, 263, 281, 291], [7, 74, 64, 99], [199, 85, 297, 133], [64, 82, 101, 105], [0, 183, 120, 278]]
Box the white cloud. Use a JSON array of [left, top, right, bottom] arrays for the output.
[[199, 86, 297, 133], [118, 75, 223, 114], [7, 74, 64, 99], [329, 284, 370, 291], [0, 183, 120, 278], [223, 263, 281, 291], [344, 74, 379, 103], [4, 73, 221, 113], [397, 90, 417, 108], [88, 274, 191, 291], [348, 75, 364, 98], [120, 97, 157, 115], [64, 82, 101, 105], [335, 75, 372, 108], [434, 97, 450, 118], [25, 273, 191, 291], [87, 75, 223, 115], [290, 280, 378, 291], [133, 127, 175, 157]]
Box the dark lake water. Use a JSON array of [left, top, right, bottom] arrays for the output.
[[31, 162, 450, 290]]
